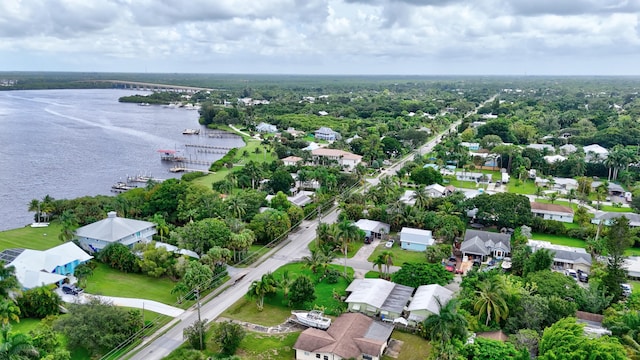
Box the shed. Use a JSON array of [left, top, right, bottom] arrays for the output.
[[354, 219, 390, 240], [400, 227, 434, 252]]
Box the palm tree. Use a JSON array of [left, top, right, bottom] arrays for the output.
[[0, 300, 20, 326], [226, 196, 247, 219], [58, 209, 78, 243], [0, 265, 18, 299], [302, 249, 329, 274], [566, 188, 577, 203], [474, 277, 509, 326], [421, 298, 468, 345], [152, 213, 170, 242], [595, 186, 607, 210], [336, 220, 361, 277], [535, 186, 544, 199], [0, 324, 38, 359], [246, 273, 277, 311], [277, 270, 294, 299], [27, 199, 40, 223], [546, 192, 558, 204], [380, 251, 395, 279], [412, 186, 432, 210], [372, 256, 385, 277]]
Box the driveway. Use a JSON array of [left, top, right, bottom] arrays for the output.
[[56, 289, 184, 317]]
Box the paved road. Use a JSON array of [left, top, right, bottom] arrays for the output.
[[58, 291, 185, 317], [127, 210, 340, 360], [124, 95, 497, 359]]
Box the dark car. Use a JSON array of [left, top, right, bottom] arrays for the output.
[[61, 284, 83, 295], [577, 270, 589, 283], [364, 237, 371, 244], [472, 259, 481, 267]]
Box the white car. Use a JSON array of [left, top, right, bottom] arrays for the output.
[[564, 269, 578, 280], [385, 240, 395, 248], [621, 283, 632, 297]]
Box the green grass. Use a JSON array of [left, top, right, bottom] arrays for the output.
[[507, 179, 537, 195], [365, 271, 381, 278], [0, 223, 63, 251], [236, 331, 299, 360], [382, 331, 432, 360], [630, 280, 640, 293], [368, 242, 425, 265], [626, 248, 640, 256], [84, 263, 180, 306], [221, 298, 294, 327], [534, 198, 582, 212], [308, 240, 364, 259], [593, 204, 633, 213], [8, 318, 41, 334], [444, 179, 482, 189], [530, 233, 587, 248]]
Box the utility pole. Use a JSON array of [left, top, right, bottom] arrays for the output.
[[195, 289, 203, 350], [316, 202, 322, 248]]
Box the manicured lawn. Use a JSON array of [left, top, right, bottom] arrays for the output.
[[0, 223, 63, 251], [443, 178, 481, 190], [84, 263, 179, 306], [308, 240, 364, 259], [383, 331, 431, 360], [507, 179, 537, 195], [9, 318, 41, 334], [221, 298, 294, 327], [530, 233, 587, 248], [235, 331, 299, 360], [534, 199, 583, 213], [630, 280, 640, 293], [368, 242, 425, 265], [365, 271, 381, 278], [594, 204, 632, 213], [626, 248, 640, 256]]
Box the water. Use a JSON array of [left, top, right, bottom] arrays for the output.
[[0, 89, 244, 230]]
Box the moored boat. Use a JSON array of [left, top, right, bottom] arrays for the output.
[[290, 310, 331, 330]]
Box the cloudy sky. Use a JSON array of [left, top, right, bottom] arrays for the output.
[[1, 0, 639, 75]]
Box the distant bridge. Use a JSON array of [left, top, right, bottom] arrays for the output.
[[88, 80, 214, 94]]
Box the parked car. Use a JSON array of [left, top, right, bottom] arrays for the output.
[[385, 239, 395, 248], [61, 284, 82, 295], [621, 283, 632, 297], [564, 269, 578, 281], [472, 259, 481, 267], [445, 261, 456, 272], [577, 269, 589, 283], [364, 236, 371, 244]]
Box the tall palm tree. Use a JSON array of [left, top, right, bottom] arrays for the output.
[[302, 249, 332, 274], [474, 277, 509, 326], [412, 186, 432, 210], [27, 199, 40, 223], [226, 196, 247, 219], [546, 192, 558, 204], [152, 213, 170, 242], [336, 220, 361, 277], [566, 188, 577, 203], [58, 209, 78, 243], [372, 256, 385, 277], [0, 324, 38, 359], [380, 251, 395, 279], [277, 270, 294, 299], [246, 273, 277, 311], [0, 265, 18, 299], [422, 298, 468, 345]]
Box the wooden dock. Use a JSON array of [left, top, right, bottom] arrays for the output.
[[169, 167, 213, 174]]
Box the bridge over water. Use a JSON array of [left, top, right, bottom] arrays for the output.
[[88, 80, 214, 94]]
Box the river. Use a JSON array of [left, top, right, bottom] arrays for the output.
[[0, 89, 244, 231]]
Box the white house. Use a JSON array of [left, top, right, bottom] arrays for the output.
[[528, 240, 592, 273], [314, 127, 341, 141], [345, 279, 414, 320], [281, 156, 303, 166], [311, 148, 362, 171], [530, 202, 574, 223], [407, 284, 454, 325], [256, 122, 277, 133], [424, 184, 448, 197], [461, 142, 480, 151], [559, 144, 577, 154], [625, 257, 640, 280], [400, 227, 434, 252], [544, 155, 566, 164], [553, 177, 579, 191], [527, 144, 555, 152], [1, 242, 92, 290], [591, 212, 640, 227], [583, 144, 609, 162], [399, 190, 416, 206], [455, 171, 492, 183], [355, 219, 390, 240], [75, 211, 156, 253]]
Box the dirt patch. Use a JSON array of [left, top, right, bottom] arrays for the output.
[[385, 338, 404, 358]]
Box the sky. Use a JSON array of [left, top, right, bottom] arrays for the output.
[[1, 0, 640, 75]]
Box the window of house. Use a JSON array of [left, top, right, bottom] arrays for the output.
[[324, 356, 328, 360], [316, 354, 320, 359]]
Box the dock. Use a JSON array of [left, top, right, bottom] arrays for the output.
[[169, 167, 213, 174], [206, 131, 242, 139]]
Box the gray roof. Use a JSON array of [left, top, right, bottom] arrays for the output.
[[363, 321, 394, 342], [346, 279, 414, 314], [75, 211, 155, 243], [608, 183, 625, 192], [550, 249, 592, 265], [407, 284, 454, 315], [594, 212, 640, 223], [461, 229, 511, 255]]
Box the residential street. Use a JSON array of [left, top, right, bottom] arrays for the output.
[[123, 96, 497, 360]]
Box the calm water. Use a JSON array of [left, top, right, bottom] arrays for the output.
[[0, 89, 244, 230]]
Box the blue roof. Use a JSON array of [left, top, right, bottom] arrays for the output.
[[423, 164, 439, 170]]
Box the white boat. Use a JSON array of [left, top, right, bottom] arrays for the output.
[[30, 222, 49, 228], [182, 128, 200, 135], [290, 310, 331, 330]]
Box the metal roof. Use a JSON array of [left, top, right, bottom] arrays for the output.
[[407, 284, 454, 315], [346, 279, 414, 313], [75, 211, 155, 243]]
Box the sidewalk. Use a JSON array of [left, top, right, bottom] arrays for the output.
[[57, 290, 185, 317]]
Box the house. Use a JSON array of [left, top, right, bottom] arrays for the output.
[[407, 284, 454, 325], [256, 122, 277, 133], [583, 144, 608, 162], [311, 148, 362, 171], [559, 144, 577, 154], [75, 211, 156, 253], [461, 142, 480, 151], [606, 183, 625, 196], [470, 121, 487, 128], [399, 190, 416, 206], [543, 155, 566, 163], [527, 144, 555, 152], [455, 171, 492, 183], [625, 257, 640, 280], [285, 127, 306, 138], [460, 230, 511, 260], [293, 312, 393, 360], [281, 156, 303, 166], [1, 242, 92, 290], [318, 111, 329, 116], [528, 240, 592, 273], [534, 177, 549, 187], [553, 177, 578, 191], [355, 219, 390, 240], [345, 278, 414, 320], [289, 192, 313, 207], [400, 227, 434, 252], [314, 127, 341, 141], [591, 212, 640, 227], [530, 202, 574, 223]]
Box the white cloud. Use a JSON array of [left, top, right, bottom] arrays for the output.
[[0, 0, 638, 74]]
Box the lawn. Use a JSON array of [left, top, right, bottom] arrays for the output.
[[443, 178, 481, 190], [507, 179, 537, 195], [0, 223, 63, 251], [308, 239, 364, 259], [530, 233, 587, 248], [84, 263, 179, 306], [383, 331, 432, 360], [368, 242, 425, 265], [235, 331, 299, 360], [534, 198, 582, 212], [221, 298, 294, 327], [9, 317, 41, 334]]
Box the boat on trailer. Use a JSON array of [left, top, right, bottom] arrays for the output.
[[290, 310, 331, 330]]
